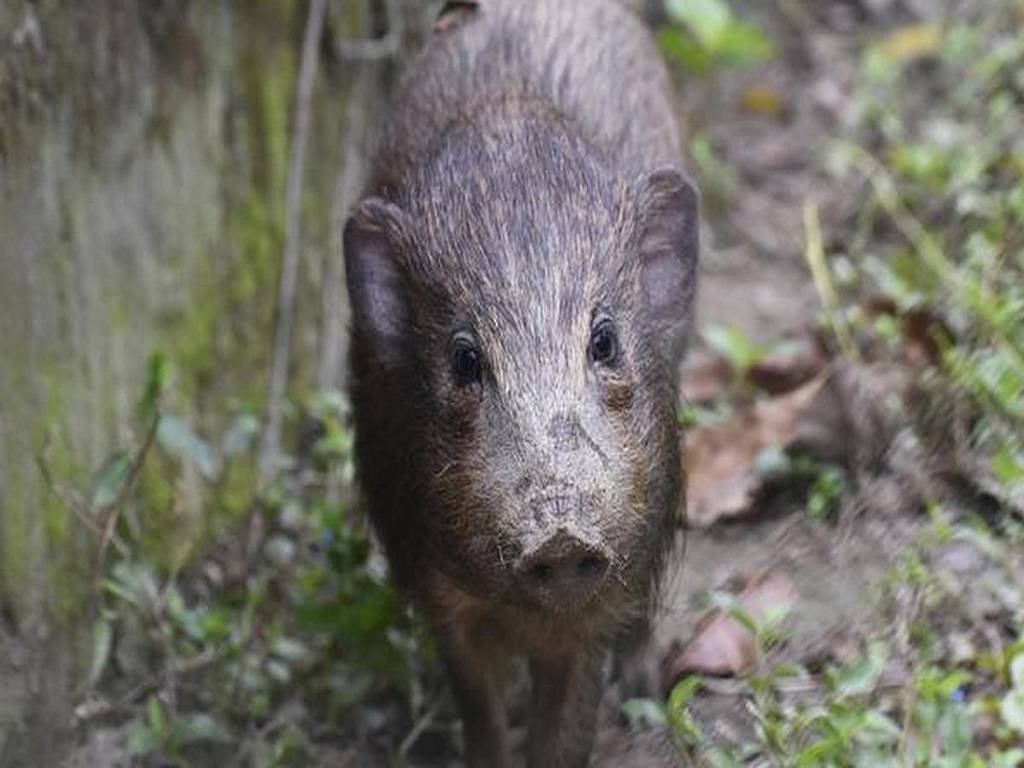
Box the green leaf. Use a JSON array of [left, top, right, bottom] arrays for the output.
[[666, 0, 732, 48], [173, 713, 230, 744], [990, 749, 1024, 768], [621, 698, 667, 728], [859, 709, 902, 743], [658, 28, 713, 73], [668, 675, 703, 709], [138, 350, 172, 422], [147, 695, 167, 736], [89, 451, 132, 509], [715, 21, 775, 66], [157, 415, 218, 479], [1012, 651, 1024, 682], [704, 324, 768, 375], [125, 719, 161, 756], [666, 676, 703, 743], [993, 442, 1024, 486], [704, 746, 743, 768], [830, 641, 887, 697], [87, 616, 113, 687], [221, 413, 261, 458]]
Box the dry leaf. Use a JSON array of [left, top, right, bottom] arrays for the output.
[[740, 84, 785, 117], [748, 332, 828, 394], [661, 570, 797, 687], [684, 373, 828, 527], [878, 24, 942, 63], [680, 350, 734, 404]]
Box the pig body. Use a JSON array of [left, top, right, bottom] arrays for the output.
[[344, 1, 698, 765]]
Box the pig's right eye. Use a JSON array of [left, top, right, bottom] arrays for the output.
[[451, 333, 482, 386]]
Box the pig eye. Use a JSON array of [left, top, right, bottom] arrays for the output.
[[589, 319, 619, 366], [451, 332, 482, 385]]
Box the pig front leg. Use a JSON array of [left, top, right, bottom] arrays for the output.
[[526, 646, 606, 768], [612, 611, 660, 701], [437, 626, 512, 768]]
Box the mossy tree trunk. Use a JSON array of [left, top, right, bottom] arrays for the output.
[[0, 0, 410, 761]]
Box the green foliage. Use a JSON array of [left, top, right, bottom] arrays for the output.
[[703, 324, 770, 379], [70, 353, 419, 764], [88, 452, 132, 510], [1003, 653, 1024, 736], [660, 0, 774, 74], [689, 133, 739, 206], [827, 1, 1024, 512], [126, 696, 230, 766], [629, 507, 1024, 765], [753, 448, 846, 521]]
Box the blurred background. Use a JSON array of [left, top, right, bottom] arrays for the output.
[[1, 0, 1022, 765]]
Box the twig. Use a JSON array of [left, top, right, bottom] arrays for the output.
[[35, 437, 129, 557], [398, 694, 443, 759], [318, 67, 374, 390], [94, 415, 159, 579], [260, 0, 329, 476], [802, 200, 860, 361]]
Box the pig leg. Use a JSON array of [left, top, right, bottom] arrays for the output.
[[612, 612, 660, 701], [438, 628, 512, 768], [526, 647, 605, 768]]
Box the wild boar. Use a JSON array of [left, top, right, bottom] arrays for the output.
[[344, 0, 698, 764]]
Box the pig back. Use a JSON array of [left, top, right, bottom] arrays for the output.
[[369, 0, 682, 196]]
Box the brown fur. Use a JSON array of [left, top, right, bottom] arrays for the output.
[[343, 1, 699, 765]]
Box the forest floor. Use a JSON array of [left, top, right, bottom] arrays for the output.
[[65, 0, 1024, 766]]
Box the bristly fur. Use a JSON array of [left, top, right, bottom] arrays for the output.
[[344, 1, 698, 765]]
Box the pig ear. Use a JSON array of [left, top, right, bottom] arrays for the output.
[[632, 168, 700, 366], [344, 198, 412, 368]]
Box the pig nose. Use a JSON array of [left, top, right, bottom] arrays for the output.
[[518, 530, 610, 607]]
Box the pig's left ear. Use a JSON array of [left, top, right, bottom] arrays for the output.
[[344, 198, 413, 370], [631, 168, 700, 367]]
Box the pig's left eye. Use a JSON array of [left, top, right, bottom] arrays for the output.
[[589, 319, 619, 366], [451, 332, 482, 386]]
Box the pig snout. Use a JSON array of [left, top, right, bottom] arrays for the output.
[[515, 495, 612, 609]]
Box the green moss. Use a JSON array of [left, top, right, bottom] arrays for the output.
[[1, 470, 34, 620]]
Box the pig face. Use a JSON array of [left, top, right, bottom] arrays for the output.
[[345, 116, 698, 613]]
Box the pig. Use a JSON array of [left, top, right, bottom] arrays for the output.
[[343, 0, 698, 765]]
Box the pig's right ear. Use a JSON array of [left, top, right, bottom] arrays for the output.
[[630, 168, 700, 368], [344, 198, 412, 367]]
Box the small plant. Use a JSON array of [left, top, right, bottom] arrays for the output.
[[126, 697, 229, 766], [63, 351, 422, 764], [659, 0, 774, 74]]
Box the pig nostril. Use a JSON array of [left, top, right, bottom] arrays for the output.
[[530, 563, 554, 583], [577, 555, 606, 578]]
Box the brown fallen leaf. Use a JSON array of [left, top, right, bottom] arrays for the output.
[[878, 24, 942, 64], [748, 331, 828, 394], [661, 569, 797, 689], [739, 84, 785, 117], [684, 373, 828, 527]]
